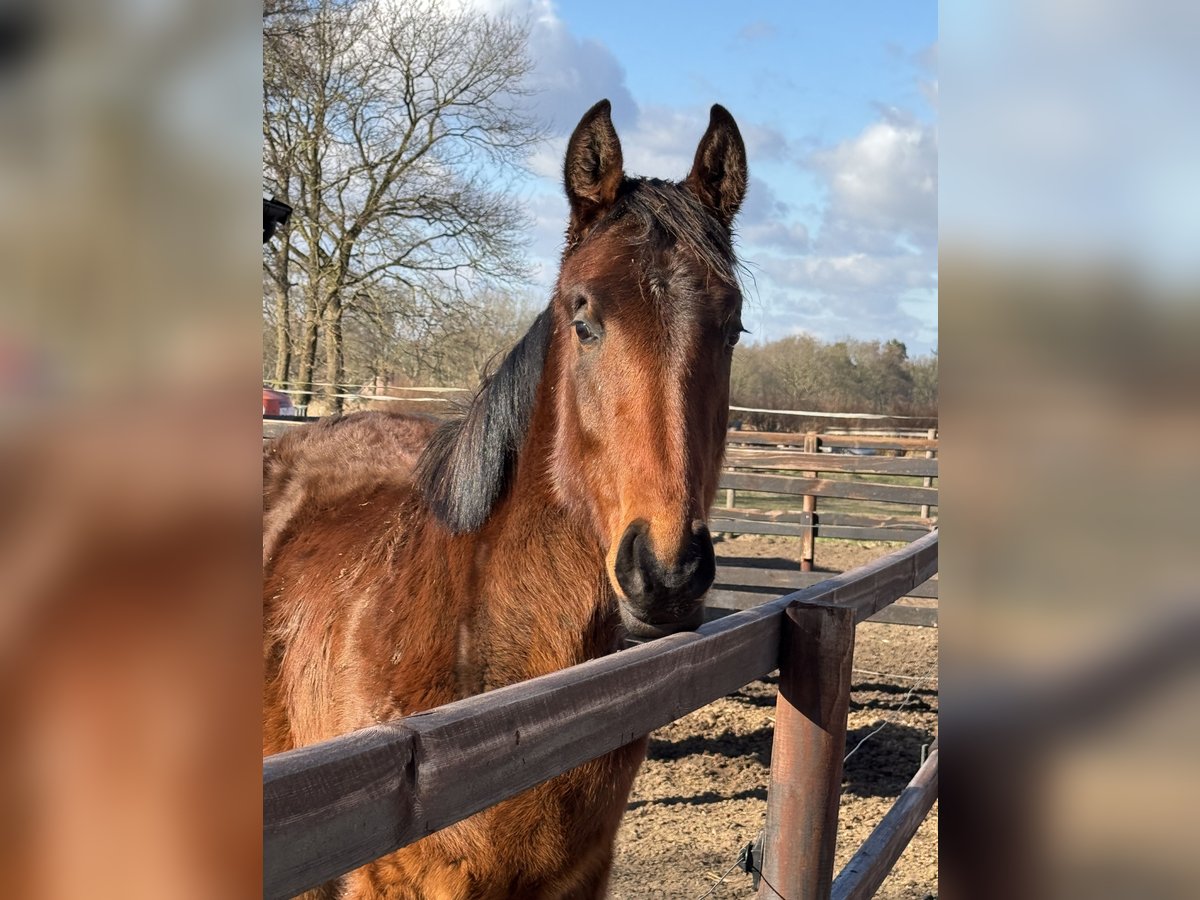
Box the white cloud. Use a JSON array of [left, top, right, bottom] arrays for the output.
[[743, 105, 938, 352], [812, 111, 937, 250], [743, 221, 810, 254], [437, 0, 637, 134], [758, 251, 935, 302]]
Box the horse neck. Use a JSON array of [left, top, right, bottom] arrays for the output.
[[470, 360, 619, 679]]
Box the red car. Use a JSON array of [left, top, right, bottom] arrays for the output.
[[262, 387, 297, 417]]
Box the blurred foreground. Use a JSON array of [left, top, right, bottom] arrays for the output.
[[0, 2, 261, 898], [942, 259, 1200, 899], [942, 1, 1200, 895]]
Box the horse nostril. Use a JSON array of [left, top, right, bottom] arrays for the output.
[[614, 520, 651, 602], [614, 519, 715, 617]]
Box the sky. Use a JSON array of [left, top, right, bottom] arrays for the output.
[[493, 0, 938, 356]]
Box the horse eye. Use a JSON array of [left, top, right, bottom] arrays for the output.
[[726, 325, 746, 349], [574, 319, 598, 344]]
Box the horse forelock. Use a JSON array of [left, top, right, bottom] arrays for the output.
[[592, 178, 744, 291], [414, 306, 554, 534]]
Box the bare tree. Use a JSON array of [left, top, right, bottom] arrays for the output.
[[263, 0, 543, 411]]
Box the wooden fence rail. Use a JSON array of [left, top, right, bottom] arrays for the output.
[[715, 427, 937, 625], [831, 740, 939, 900], [727, 430, 938, 452], [264, 532, 938, 900], [724, 449, 939, 477], [718, 471, 938, 510]]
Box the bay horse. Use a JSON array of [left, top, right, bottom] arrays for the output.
[[264, 99, 748, 899]]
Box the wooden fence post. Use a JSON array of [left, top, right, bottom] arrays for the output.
[[800, 431, 818, 572], [758, 600, 856, 900], [919, 427, 936, 520], [726, 447, 736, 536]]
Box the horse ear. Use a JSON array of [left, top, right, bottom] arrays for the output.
[[564, 99, 624, 244], [686, 104, 748, 228]]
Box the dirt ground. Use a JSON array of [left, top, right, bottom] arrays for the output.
[[607, 535, 938, 899]]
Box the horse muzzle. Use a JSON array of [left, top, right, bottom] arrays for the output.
[[613, 519, 714, 638]]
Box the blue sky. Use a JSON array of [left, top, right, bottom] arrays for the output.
[[489, 0, 938, 355]]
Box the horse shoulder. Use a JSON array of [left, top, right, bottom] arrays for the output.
[[264, 411, 454, 749]]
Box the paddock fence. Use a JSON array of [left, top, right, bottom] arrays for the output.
[[263, 532, 939, 900], [711, 427, 938, 629]]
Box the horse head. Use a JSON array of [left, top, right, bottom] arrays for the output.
[[549, 100, 748, 638]]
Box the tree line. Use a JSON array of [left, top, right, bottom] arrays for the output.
[[729, 335, 937, 430]]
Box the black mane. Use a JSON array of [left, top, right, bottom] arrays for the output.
[[414, 307, 553, 533]]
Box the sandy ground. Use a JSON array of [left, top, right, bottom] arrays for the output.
[[607, 536, 938, 899]]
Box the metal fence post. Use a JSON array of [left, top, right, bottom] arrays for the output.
[[758, 600, 856, 900]]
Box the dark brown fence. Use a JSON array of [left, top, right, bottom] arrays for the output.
[[714, 428, 938, 628], [263, 533, 939, 900]]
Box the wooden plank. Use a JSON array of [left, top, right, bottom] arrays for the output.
[[713, 508, 814, 525], [725, 430, 807, 447], [263, 724, 414, 900], [759, 602, 855, 899], [703, 603, 937, 628], [816, 435, 938, 451], [714, 566, 806, 589], [816, 429, 935, 438], [263, 535, 938, 897], [709, 573, 938, 601], [713, 567, 938, 598], [719, 471, 938, 507], [813, 512, 936, 530], [720, 434, 936, 453], [865, 605, 938, 627], [816, 525, 929, 543], [911, 532, 940, 587], [711, 508, 934, 530], [831, 742, 939, 900], [727, 431, 937, 451], [706, 589, 939, 613], [710, 517, 929, 543], [724, 449, 938, 478], [710, 519, 809, 538]]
